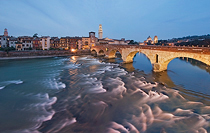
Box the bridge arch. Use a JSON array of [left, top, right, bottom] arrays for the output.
[[98, 49, 105, 56], [123, 50, 153, 65], [108, 49, 122, 59], [161, 54, 210, 72], [125, 51, 139, 63], [91, 49, 97, 56]]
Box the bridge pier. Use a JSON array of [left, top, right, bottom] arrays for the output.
[[152, 63, 168, 72]]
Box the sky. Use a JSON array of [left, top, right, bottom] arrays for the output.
[[0, 0, 210, 42]]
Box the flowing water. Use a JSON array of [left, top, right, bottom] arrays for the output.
[[0, 53, 210, 133]]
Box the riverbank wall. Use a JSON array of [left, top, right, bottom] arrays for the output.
[[0, 50, 91, 59]]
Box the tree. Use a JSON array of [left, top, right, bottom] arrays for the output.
[[33, 33, 38, 38], [128, 40, 138, 45], [128, 40, 134, 44]]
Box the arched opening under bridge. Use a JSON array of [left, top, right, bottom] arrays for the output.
[[91, 49, 97, 56], [107, 50, 122, 63], [98, 50, 105, 56], [133, 52, 153, 73], [108, 49, 122, 59]]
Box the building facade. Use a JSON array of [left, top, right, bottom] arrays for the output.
[[50, 37, 59, 49], [78, 40, 82, 49], [33, 38, 41, 50], [41, 36, 51, 50], [1, 36, 9, 48], [60, 37, 71, 50], [18, 36, 33, 50], [69, 37, 81, 50], [16, 42, 22, 51], [9, 37, 17, 48], [82, 37, 90, 49]]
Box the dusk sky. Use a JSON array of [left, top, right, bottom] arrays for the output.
[[0, 0, 210, 42]]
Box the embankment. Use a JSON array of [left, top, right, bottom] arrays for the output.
[[0, 50, 90, 60]]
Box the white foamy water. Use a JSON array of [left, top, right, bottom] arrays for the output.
[[0, 80, 23, 90], [0, 86, 5, 89], [47, 78, 66, 90]]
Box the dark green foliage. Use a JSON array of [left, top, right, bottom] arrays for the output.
[[33, 33, 38, 38], [128, 40, 138, 45]]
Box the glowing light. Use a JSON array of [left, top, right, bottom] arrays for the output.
[[71, 49, 76, 52], [71, 56, 76, 60]]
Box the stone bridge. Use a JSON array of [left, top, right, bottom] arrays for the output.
[[91, 44, 210, 72]]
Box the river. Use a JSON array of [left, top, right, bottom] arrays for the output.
[[0, 53, 210, 133]]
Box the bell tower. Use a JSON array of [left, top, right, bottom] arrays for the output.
[[98, 24, 103, 39], [4, 28, 8, 36]]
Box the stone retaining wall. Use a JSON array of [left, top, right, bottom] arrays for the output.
[[0, 50, 90, 57]]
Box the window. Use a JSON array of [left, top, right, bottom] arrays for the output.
[[156, 54, 158, 63]]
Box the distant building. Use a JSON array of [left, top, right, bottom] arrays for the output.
[[16, 42, 22, 51], [41, 36, 51, 50], [108, 38, 130, 45], [97, 37, 130, 45], [9, 37, 17, 48], [69, 37, 81, 50], [145, 35, 158, 45], [139, 42, 145, 45], [82, 37, 90, 49], [60, 36, 71, 50], [53, 38, 60, 49], [33, 38, 41, 50], [98, 38, 109, 45], [146, 36, 153, 44], [18, 36, 33, 50], [1, 36, 9, 48], [4, 28, 8, 37], [1, 28, 9, 48], [50, 37, 59, 49], [81, 32, 96, 49], [98, 24, 103, 39], [22, 39, 33, 50]]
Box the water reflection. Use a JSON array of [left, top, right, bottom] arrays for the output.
[[130, 54, 210, 105], [133, 53, 152, 74], [153, 71, 176, 87]]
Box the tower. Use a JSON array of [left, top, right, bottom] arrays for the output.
[[154, 36, 158, 44], [98, 24, 103, 39], [4, 28, 8, 36]]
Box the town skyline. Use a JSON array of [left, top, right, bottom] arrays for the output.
[[1, 0, 210, 42]]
